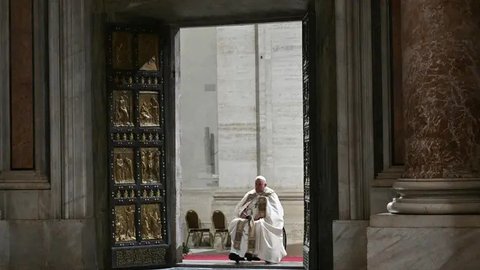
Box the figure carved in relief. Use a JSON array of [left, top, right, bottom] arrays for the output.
[[115, 153, 134, 183], [141, 149, 160, 183], [142, 205, 162, 240], [141, 151, 147, 181], [124, 206, 136, 240], [147, 151, 155, 179], [115, 154, 126, 180], [150, 97, 160, 123], [115, 205, 136, 242], [115, 94, 132, 126], [153, 150, 161, 180], [148, 209, 162, 239], [139, 95, 160, 126], [140, 102, 153, 124], [124, 158, 133, 181]]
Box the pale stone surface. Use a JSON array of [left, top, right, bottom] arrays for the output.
[[257, 22, 303, 189], [0, 220, 96, 270], [0, 221, 8, 269], [179, 27, 219, 188], [4, 191, 39, 219], [368, 226, 480, 270], [217, 25, 258, 188], [335, 0, 374, 220], [333, 220, 368, 270], [371, 213, 480, 228], [8, 221, 46, 268]]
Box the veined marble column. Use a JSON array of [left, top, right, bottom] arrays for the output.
[[387, 0, 480, 214]]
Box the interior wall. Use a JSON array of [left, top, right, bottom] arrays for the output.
[[0, 0, 99, 269]]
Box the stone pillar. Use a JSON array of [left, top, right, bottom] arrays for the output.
[[387, 0, 480, 214]]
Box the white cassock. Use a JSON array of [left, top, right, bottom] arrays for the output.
[[228, 187, 287, 263]]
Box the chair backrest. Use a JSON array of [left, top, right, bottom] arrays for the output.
[[185, 210, 200, 229], [212, 210, 226, 230]]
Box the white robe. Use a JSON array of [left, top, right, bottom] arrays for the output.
[[228, 187, 287, 263]]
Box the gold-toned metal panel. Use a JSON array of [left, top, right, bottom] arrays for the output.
[[141, 204, 162, 240], [112, 32, 133, 69], [113, 148, 135, 184], [138, 34, 159, 71], [113, 91, 134, 127], [141, 148, 160, 183], [112, 132, 135, 142], [141, 188, 161, 198], [139, 92, 160, 127], [114, 205, 136, 242]]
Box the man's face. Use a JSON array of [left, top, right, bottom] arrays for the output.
[[255, 179, 267, 193]]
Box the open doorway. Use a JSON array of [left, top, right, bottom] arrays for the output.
[[175, 22, 304, 268]]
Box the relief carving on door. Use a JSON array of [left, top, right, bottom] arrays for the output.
[[139, 92, 160, 126], [113, 91, 133, 127], [115, 205, 136, 242], [113, 148, 135, 184], [141, 148, 160, 183], [141, 204, 162, 240]]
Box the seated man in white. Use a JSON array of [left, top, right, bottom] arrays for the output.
[[228, 175, 287, 264]]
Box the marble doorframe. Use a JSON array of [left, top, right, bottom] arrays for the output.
[[335, 0, 373, 221], [372, 0, 405, 189], [333, 0, 386, 269]]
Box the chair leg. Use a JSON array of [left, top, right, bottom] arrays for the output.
[[213, 232, 218, 248], [193, 232, 199, 247], [220, 233, 225, 250], [186, 232, 191, 247]]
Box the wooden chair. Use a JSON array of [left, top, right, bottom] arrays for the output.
[[212, 210, 230, 249], [185, 210, 212, 247]]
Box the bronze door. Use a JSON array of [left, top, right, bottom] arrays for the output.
[[302, 11, 315, 270], [106, 25, 174, 269]]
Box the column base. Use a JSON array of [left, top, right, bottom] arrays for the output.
[[368, 214, 480, 270], [387, 178, 480, 214]]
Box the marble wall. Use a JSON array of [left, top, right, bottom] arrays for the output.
[[368, 225, 480, 270], [0, 220, 97, 270], [333, 221, 368, 270]]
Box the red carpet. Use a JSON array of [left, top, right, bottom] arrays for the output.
[[183, 254, 303, 262]]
